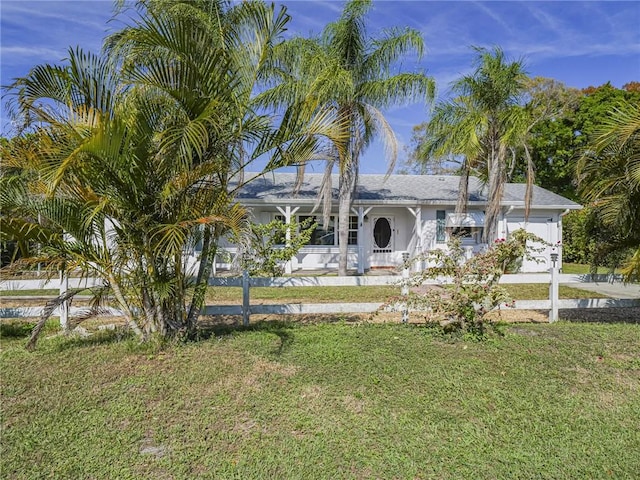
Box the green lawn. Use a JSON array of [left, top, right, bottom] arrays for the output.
[[0, 289, 60, 297], [562, 262, 615, 275], [0, 284, 607, 302], [206, 284, 606, 303], [1, 321, 639, 479]]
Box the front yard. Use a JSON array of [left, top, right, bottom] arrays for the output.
[[1, 321, 639, 479]]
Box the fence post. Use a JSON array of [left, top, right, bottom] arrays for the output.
[[549, 252, 559, 322], [242, 269, 250, 326], [59, 270, 69, 331], [401, 252, 410, 323]]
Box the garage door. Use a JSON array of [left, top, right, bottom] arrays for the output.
[[507, 218, 551, 273]]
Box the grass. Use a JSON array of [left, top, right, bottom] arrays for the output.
[[562, 262, 615, 275], [1, 321, 639, 479], [0, 289, 60, 297], [206, 285, 398, 303], [0, 284, 607, 303], [503, 284, 607, 300], [205, 284, 606, 303], [0, 288, 95, 297]]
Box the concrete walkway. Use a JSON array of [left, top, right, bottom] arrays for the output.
[[565, 281, 640, 299]]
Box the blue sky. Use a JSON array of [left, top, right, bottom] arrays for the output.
[[2, 0, 639, 172]]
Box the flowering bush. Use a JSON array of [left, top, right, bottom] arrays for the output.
[[399, 229, 545, 336]]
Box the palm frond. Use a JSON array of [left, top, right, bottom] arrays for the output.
[[359, 73, 435, 109], [363, 26, 425, 78]]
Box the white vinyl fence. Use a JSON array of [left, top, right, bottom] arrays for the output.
[[2, 268, 638, 325]]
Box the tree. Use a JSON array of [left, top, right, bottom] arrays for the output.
[[516, 77, 581, 199], [518, 82, 640, 268], [576, 98, 640, 281], [260, 0, 435, 275], [401, 123, 460, 175], [412, 47, 531, 241], [1, 0, 345, 346]]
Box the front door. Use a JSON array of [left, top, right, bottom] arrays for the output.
[[371, 216, 395, 267]]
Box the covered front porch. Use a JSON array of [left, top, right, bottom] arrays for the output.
[[210, 205, 490, 274], [257, 204, 428, 274]]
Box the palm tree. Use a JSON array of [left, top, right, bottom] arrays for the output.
[[418, 47, 531, 242], [108, 0, 346, 309], [1, 1, 345, 344], [260, 0, 435, 275], [2, 46, 245, 343], [577, 99, 640, 281]]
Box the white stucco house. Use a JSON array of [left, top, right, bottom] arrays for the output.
[[213, 172, 581, 274]]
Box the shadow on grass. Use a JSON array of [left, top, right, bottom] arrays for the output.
[[0, 321, 35, 338], [18, 319, 300, 353], [560, 307, 640, 324], [1, 320, 62, 340], [42, 328, 136, 353], [197, 319, 298, 355]]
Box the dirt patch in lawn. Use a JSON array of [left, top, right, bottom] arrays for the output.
[[198, 307, 639, 327], [197, 309, 551, 326]]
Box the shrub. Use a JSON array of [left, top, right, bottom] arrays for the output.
[[400, 229, 545, 337], [233, 218, 316, 276]]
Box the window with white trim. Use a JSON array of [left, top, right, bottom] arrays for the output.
[[436, 210, 446, 243], [268, 214, 357, 246], [348, 216, 358, 245], [299, 215, 335, 245]]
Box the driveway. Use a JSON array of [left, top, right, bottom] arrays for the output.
[[566, 281, 640, 299]]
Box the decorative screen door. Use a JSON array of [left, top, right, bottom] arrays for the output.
[[372, 216, 394, 253]]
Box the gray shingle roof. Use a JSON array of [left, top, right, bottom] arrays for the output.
[[237, 173, 581, 209]]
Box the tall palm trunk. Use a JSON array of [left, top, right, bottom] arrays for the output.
[[484, 134, 506, 242], [186, 226, 217, 333], [338, 160, 356, 276], [455, 161, 470, 215]]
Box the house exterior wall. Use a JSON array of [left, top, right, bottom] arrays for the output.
[[206, 204, 564, 274]]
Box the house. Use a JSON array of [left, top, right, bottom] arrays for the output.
[[215, 172, 581, 274]]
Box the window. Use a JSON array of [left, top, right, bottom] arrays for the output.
[[272, 214, 286, 245], [436, 210, 446, 243], [451, 227, 473, 238], [299, 215, 335, 245], [267, 214, 356, 246], [444, 212, 484, 244], [348, 216, 358, 245], [449, 226, 483, 244]]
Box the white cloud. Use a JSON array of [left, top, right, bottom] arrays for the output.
[[1, 46, 65, 60], [470, 0, 516, 36], [1, 1, 113, 31]]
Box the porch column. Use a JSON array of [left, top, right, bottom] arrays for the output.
[[407, 206, 422, 272], [352, 206, 372, 275], [276, 205, 299, 274], [502, 206, 515, 239]]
